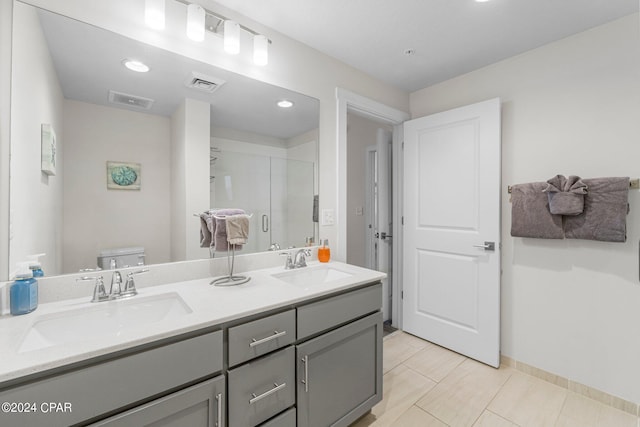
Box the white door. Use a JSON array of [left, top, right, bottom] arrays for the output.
[[402, 98, 501, 367]]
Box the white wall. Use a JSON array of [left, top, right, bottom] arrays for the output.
[[13, 0, 410, 263], [170, 98, 211, 261], [9, 2, 64, 276], [411, 14, 640, 404], [63, 100, 171, 272]]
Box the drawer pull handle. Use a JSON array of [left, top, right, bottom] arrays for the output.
[[249, 382, 286, 404], [215, 392, 223, 427], [301, 355, 309, 392], [249, 330, 287, 347]]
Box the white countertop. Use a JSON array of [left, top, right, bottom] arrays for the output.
[[0, 261, 385, 385]]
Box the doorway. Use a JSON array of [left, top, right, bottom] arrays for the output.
[[336, 88, 409, 328], [346, 114, 393, 321]]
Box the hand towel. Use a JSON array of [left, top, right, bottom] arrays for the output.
[[543, 175, 588, 216], [199, 213, 213, 248], [226, 214, 250, 245], [213, 208, 246, 251], [564, 177, 629, 242], [510, 182, 564, 239]]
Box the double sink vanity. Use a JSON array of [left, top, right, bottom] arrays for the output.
[[0, 260, 385, 427]]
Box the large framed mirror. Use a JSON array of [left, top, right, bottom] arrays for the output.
[[8, 1, 319, 279]]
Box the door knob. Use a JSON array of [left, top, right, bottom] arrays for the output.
[[472, 241, 495, 251]]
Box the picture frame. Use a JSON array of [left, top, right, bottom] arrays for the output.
[[41, 123, 57, 176], [107, 161, 141, 190]]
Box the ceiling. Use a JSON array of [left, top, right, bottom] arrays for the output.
[[37, 7, 319, 140], [212, 0, 639, 92]]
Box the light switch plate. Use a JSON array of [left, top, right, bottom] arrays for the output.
[[321, 209, 335, 226]]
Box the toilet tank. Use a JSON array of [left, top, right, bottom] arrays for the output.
[[97, 247, 145, 269]]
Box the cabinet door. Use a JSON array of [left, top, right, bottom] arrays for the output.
[[296, 312, 382, 427], [91, 376, 225, 427]]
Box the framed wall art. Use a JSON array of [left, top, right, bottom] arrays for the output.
[[107, 161, 141, 190]]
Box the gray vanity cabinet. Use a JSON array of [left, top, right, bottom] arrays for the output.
[[91, 375, 225, 427], [296, 312, 382, 427]]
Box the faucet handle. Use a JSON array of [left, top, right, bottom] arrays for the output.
[[77, 275, 109, 303], [122, 268, 149, 297], [279, 252, 294, 269]]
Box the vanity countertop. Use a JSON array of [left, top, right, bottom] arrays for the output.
[[0, 261, 385, 386]]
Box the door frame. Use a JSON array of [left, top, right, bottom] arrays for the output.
[[336, 88, 409, 327]]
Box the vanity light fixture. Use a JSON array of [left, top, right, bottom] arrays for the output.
[[144, 0, 270, 66], [145, 0, 165, 30], [186, 3, 205, 41], [223, 20, 241, 55], [122, 59, 150, 73], [253, 34, 269, 66], [277, 99, 294, 108]]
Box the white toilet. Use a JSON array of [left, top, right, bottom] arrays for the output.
[[97, 247, 145, 269]]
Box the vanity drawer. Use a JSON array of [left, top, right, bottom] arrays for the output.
[[228, 309, 295, 367], [0, 331, 223, 427], [228, 346, 295, 427], [297, 282, 382, 340]]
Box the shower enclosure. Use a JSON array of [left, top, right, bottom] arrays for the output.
[[210, 150, 316, 253]]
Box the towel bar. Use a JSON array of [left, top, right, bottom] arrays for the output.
[[507, 178, 639, 194]]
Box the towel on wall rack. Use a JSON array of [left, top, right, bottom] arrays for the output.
[[199, 208, 247, 250], [543, 175, 588, 216], [510, 182, 564, 239], [564, 177, 629, 242]]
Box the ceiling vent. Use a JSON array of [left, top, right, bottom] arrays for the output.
[[108, 90, 154, 110], [185, 71, 226, 93]]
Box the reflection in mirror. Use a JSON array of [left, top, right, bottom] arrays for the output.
[[8, 2, 319, 279]]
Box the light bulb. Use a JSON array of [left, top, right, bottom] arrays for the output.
[[186, 3, 205, 42], [145, 0, 165, 30], [253, 34, 268, 66], [224, 20, 240, 55]]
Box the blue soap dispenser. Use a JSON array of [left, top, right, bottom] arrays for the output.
[[27, 253, 45, 277], [10, 262, 38, 315]]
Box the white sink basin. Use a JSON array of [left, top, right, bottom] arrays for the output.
[[272, 265, 354, 287], [18, 292, 192, 353]]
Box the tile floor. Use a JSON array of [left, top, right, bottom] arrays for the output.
[[351, 331, 639, 427]]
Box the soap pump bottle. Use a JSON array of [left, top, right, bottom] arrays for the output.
[[318, 239, 331, 263], [10, 262, 38, 315], [27, 253, 45, 277]]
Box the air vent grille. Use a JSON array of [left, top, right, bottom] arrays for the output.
[[185, 71, 226, 93], [108, 90, 154, 110]]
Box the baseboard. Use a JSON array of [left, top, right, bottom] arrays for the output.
[[500, 355, 638, 417]]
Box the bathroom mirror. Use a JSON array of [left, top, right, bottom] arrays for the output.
[[8, 2, 319, 278]]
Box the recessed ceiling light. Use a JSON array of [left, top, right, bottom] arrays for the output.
[[475, 0, 491, 2], [122, 59, 150, 73], [277, 99, 294, 108]]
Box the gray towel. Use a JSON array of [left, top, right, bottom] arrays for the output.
[[199, 211, 215, 248], [225, 214, 250, 245], [510, 182, 564, 239], [543, 175, 588, 216], [564, 177, 629, 242]]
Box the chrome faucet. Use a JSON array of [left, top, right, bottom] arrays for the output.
[[294, 249, 312, 268], [76, 268, 148, 303], [109, 271, 123, 298]]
